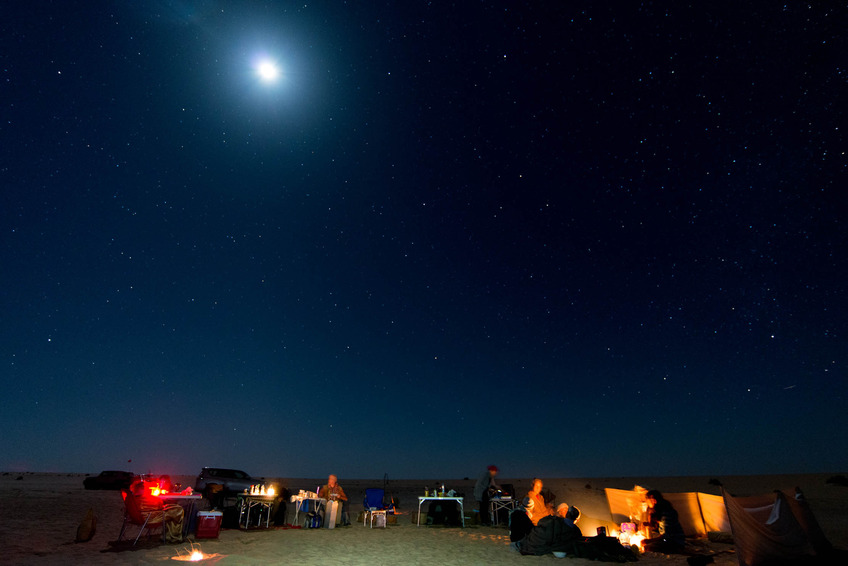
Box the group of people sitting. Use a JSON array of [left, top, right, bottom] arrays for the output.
[[509, 478, 597, 558], [475, 467, 685, 559]]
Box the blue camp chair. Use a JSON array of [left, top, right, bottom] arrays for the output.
[[363, 488, 388, 527]]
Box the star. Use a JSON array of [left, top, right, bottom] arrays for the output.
[[256, 59, 280, 82]]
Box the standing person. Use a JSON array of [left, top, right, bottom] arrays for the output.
[[318, 474, 351, 526], [473, 465, 501, 526], [526, 478, 552, 525], [642, 489, 685, 553]]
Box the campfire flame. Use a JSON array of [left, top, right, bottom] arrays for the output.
[[624, 532, 646, 549], [611, 528, 645, 551], [172, 542, 217, 562]]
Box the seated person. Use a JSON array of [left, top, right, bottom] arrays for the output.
[[526, 478, 553, 525], [509, 498, 535, 550], [559, 503, 583, 535], [520, 503, 584, 556], [128, 480, 184, 542], [641, 489, 685, 553], [317, 474, 350, 526]]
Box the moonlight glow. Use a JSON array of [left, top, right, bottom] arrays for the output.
[[257, 60, 280, 82]]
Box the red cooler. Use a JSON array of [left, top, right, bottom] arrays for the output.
[[195, 510, 223, 538]]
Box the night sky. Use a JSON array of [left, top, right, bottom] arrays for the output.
[[2, 2, 846, 480]]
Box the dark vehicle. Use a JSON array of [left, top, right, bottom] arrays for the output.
[[83, 470, 136, 490], [195, 467, 255, 495]]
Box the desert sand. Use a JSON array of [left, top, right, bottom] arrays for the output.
[[0, 472, 845, 565]]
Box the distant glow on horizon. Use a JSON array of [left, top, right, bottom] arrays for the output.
[[256, 60, 281, 82]]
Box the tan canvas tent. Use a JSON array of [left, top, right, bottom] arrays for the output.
[[697, 491, 732, 533], [605, 488, 730, 537], [722, 487, 832, 566]]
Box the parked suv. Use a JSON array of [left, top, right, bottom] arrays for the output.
[[194, 467, 255, 495], [83, 470, 137, 490]]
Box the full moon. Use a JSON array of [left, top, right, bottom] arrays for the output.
[[257, 60, 280, 82]]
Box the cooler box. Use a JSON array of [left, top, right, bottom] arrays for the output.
[[195, 510, 223, 538]]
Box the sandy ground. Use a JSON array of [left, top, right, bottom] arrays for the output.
[[0, 472, 845, 565]]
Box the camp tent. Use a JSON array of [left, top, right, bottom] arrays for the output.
[[605, 488, 731, 537], [722, 487, 832, 566]]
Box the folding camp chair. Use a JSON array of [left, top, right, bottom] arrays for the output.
[[118, 489, 167, 545], [363, 488, 389, 528], [118, 488, 184, 545]]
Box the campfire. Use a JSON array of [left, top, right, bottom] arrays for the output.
[[610, 522, 646, 551], [619, 530, 646, 549], [172, 542, 220, 562]]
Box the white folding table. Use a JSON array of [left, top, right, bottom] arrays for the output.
[[417, 496, 465, 527]]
